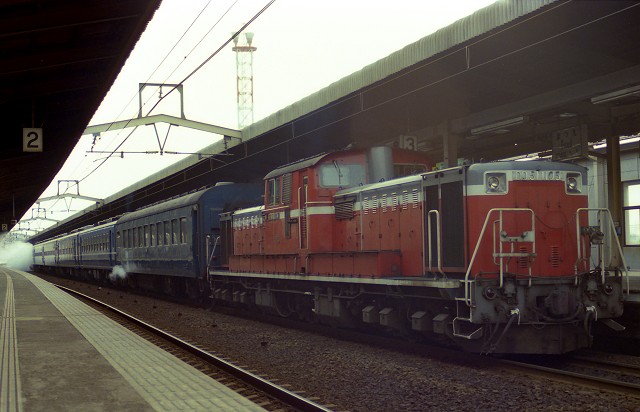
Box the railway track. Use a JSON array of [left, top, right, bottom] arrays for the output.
[[55, 284, 334, 412], [570, 353, 640, 382], [43, 275, 640, 410], [498, 355, 640, 399]]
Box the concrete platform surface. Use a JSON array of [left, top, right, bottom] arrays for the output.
[[0, 268, 265, 412]]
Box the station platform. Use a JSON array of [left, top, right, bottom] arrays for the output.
[[0, 268, 265, 412]]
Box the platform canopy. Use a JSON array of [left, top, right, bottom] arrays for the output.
[[0, 0, 162, 233]]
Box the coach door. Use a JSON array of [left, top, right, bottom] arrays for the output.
[[55, 240, 60, 265], [424, 169, 466, 274]]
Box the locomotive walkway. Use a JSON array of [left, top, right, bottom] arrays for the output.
[[0, 268, 265, 412]]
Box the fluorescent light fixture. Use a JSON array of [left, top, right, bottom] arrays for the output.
[[470, 116, 527, 136], [592, 135, 640, 150], [591, 85, 640, 104]]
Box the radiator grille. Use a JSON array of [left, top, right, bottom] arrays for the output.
[[335, 197, 355, 220], [550, 246, 561, 268], [518, 246, 529, 269], [282, 173, 292, 204]]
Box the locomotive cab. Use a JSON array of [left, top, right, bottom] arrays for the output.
[[228, 146, 430, 273]]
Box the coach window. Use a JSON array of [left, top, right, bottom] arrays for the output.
[[117, 231, 122, 248], [157, 223, 163, 246], [150, 224, 155, 246], [624, 181, 640, 246], [170, 219, 176, 244], [138, 227, 143, 247], [180, 217, 187, 243], [144, 225, 149, 247], [164, 221, 171, 245], [319, 163, 366, 188]]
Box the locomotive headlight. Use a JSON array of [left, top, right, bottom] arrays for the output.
[[603, 283, 614, 295], [566, 173, 581, 193], [483, 286, 497, 300], [485, 173, 506, 193]]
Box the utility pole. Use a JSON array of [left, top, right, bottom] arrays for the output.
[[232, 31, 256, 129]]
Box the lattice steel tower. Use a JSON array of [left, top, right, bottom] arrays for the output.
[[232, 32, 256, 129]]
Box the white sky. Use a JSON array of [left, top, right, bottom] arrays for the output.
[[16, 0, 496, 236]]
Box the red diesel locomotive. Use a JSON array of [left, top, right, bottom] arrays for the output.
[[211, 146, 627, 354]]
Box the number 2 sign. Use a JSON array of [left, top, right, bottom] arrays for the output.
[[23, 128, 43, 152]]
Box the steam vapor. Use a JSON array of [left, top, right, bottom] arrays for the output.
[[109, 265, 128, 281], [0, 234, 33, 271]]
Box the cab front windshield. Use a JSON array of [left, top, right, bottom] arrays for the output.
[[319, 162, 366, 188]]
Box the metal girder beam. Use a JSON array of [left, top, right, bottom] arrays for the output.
[[19, 218, 59, 224], [37, 194, 103, 205], [84, 114, 242, 139]]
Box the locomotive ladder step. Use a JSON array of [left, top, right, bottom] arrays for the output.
[[454, 297, 473, 321], [452, 317, 483, 340]]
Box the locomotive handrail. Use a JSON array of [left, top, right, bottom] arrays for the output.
[[463, 208, 535, 306], [205, 235, 220, 282], [427, 210, 445, 278], [575, 208, 630, 295], [492, 214, 535, 286]]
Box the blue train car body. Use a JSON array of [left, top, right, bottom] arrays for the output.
[[77, 221, 117, 270], [115, 183, 262, 279], [33, 183, 262, 283]]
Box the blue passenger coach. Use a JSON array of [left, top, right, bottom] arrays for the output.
[[33, 182, 262, 295], [115, 183, 262, 292], [77, 221, 117, 271]]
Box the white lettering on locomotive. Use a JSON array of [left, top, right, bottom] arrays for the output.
[[511, 170, 562, 181]]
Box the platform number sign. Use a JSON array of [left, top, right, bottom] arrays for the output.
[[23, 128, 43, 152], [399, 135, 418, 151]]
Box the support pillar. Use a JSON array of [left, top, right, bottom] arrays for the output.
[[606, 133, 623, 266], [439, 124, 458, 168]]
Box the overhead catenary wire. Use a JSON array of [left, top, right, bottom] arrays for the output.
[[78, 0, 275, 186], [76, 0, 219, 178], [144, 0, 276, 118], [37, 1, 274, 227], [49, 0, 220, 211]]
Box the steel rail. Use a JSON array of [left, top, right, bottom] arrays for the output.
[[55, 284, 333, 412], [499, 358, 640, 398]]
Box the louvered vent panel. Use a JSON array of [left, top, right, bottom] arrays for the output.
[[550, 246, 561, 268], [518, 246, 529, 269], [335, 197, 355, 220], [282, 173, 292, 204]]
